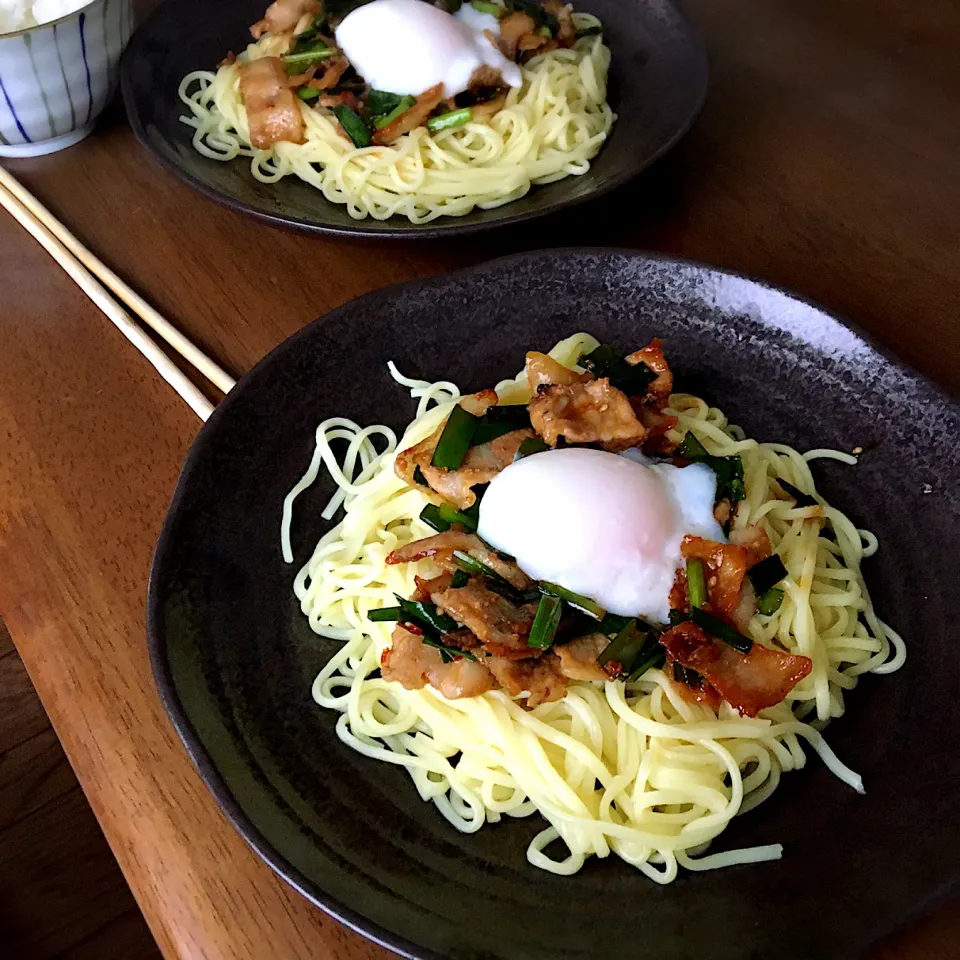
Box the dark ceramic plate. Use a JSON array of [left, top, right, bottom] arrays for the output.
[[119, 0, 707, 238], [149, 250, 959, 960]]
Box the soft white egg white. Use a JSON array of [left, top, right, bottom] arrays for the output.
[[335, 0, 522, 99], [477, 448, 725, 624]]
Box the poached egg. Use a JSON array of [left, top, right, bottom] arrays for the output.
[[335, 0, 522, 98], [477, 448, 725, 624]]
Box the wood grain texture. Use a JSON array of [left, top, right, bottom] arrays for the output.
[[0, 727, 77, 832], [0, 784, 148, 957], [0, 619, 160, 959], [0, 650, 54, 753], [0, 0, 957, 958]]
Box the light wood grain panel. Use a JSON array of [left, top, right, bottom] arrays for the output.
[[0, 289, 390, 960]]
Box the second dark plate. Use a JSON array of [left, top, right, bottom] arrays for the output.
[[148, 249, 959, 960], [119, 0, 708, 237]]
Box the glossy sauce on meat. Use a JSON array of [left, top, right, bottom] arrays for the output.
[[238, 57, 306, 149]]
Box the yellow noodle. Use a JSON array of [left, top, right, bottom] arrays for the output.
[[282, 333, 905, 880]]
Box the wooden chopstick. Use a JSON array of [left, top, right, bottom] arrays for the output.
[[0, 170, 220, 422], [0, 165, 236, 393]]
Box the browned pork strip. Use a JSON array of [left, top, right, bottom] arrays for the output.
[[470, 93, 508, 121], [285, 63, 318, 86], [381, 625, 441, 690], [394, 391, 517, 509], [626, 338, 673, 398], [524, 351, 588, 390], [543, 0, 577, 47], [555, 633, 609, 681], [412, 572, 454, 601], [660, 621, 812, 718], [496, 11, 536, 58], [680, 536, 749, 618], [381, 626, 496, 699], [306, 55, 349, 90], [636, 402, 679, 455], [468, 65, 507, 90], [387, 531, 533, 591], [430, 657, 499, 699], [373, 83, 445, 145], [729, 525, 773, 568], [431, 580, 537, 656], [238, 57, 306, 148], [250, 0, 320, 40], [517, 31, 548, 52], [487, 654, 568, 708], [529, 378, 648, 451]]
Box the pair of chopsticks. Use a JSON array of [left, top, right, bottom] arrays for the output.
[[0, 166, 235, 422]]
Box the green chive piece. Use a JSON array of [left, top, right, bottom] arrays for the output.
[[412, 465, 430, 487], [677, 432, 709, 459], [452, 550, 501, 580], [470, 420, 519, 446], [578, 344, 656, 395], [777, 479, 818, 508], [373, 94, 416, 129], [430, 502, 477, 532], [536, 24, 552, 37], [514, 436, 550, 461], [365, 89, 402, 117], [427, 108, 472, 133], [431, 405, 480, 470], [282, 42, 335, 73], [627, 644, 666, 681], [471, 0, 503, 15], [598, 620, 650, 670], [451, 570, 470, 589], [528, 594, 562, 649], [598, 612, 632, 637], [686, 558, 708, 608], [676, 432, 746, 505], [419, 503, 450, 533], [395, 595, 459, 634], [539, 582, 605, 620], [485, 404, 531, 426], [688, 608, 753, 654], [757, 587, 785, 616], [506, 0, 557, 30], [672, 662, 702, 687], [471, 404, 531, 445], [333, 104, 371, 147], [748, 554, 788, 595], [296, 86, 322, 102], [452, 551, 531, 605], [368, 606, 404, 622]]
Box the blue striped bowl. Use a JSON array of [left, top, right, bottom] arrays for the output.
[[0, 0, 133, 157]]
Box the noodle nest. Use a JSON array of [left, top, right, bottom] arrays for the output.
[[281, 333, 905, 881]]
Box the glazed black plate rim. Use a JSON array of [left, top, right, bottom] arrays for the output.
[[147, 248, 958, 960], [119, 0, 708, 239]]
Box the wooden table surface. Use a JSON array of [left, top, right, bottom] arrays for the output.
[[1, 0, 957, 958]]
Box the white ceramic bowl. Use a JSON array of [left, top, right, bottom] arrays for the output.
[[0, 0, 134, 157]]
